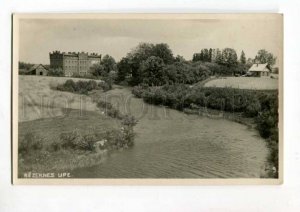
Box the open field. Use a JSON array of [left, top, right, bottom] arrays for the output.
[[18, 76, 122, 176], [18, 109, 120, 175], [204, 77, 278, 90], [19, 75, 103, 122]]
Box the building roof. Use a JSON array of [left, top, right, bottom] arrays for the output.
[[249, 63, 271, 72], [28, 64, 48, 72]]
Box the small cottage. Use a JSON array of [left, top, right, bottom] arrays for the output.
[[248, 63, 271, 77], [28, 64, 48, 76]]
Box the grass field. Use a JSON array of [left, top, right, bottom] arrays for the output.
[[204, 76, 278, 90], [19, 75, 102, 122], [18, 75, 121, 176]]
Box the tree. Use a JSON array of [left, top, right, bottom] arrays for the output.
[[246, 58, 254, 69], [152, 43, 174, 64], [123, 42, 175, 85], [48, 68, 64, 77], [174, 55, 186, 63], [255, 49, 276, 66], [192, 53, 201, 62], [127, 43, 155, 85], [220, 48, 238, 67], [100, 54, 117, 75], [215, 49, 223, 64], [19, 61, 34, 70], [140, 56, 165, 86], [240, 50, 246, 65], [116, 57, 132, 82], [208, 48, 213, 62], [89, 63, 105, 77], [203, 49, 210, 62]]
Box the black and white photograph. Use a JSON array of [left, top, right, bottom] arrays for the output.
[[12, 14, 283, 184]]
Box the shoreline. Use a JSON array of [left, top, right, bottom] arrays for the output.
[[183, 106, 275, 178]]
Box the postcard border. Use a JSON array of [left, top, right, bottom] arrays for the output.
[[12, 13, 284, 185]]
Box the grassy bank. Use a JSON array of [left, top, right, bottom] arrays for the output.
[[18, 110, 116, 176], [18, 108, 137, 177], [18, 76, 137, 177], [132, 84, 279, 178]]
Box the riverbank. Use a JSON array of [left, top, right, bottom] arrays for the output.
[[18, 75, 273, 178], [132, 84, 278, 178], [18, 109, 119, 177], [72, 86, 269, 178], [18, 76, 140, 178]]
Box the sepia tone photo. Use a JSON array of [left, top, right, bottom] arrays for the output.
[[12, 14, 283, 184]]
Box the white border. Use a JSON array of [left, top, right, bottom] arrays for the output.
[[12, 13, 283, 186]]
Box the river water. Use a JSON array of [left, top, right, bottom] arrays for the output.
[[72, 87, 268, 178]]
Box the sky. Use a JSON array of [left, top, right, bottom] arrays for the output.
[[19, 16, 282, 65]]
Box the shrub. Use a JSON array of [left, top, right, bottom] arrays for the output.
[[72, 72, 98, 79], [97, 100, 123, 119], [121, 115, 138, 127], [49, 141, 62, 152], [57, 79, 102, 94], [81, 134, 97, 151], [98, 81, 111, 92], [60, 129, 82, 149], [131, 86, 145, 98], [19, 132, 44, 154], [48, 68, 64, 77], [97, 100, 113, 110], [245, 99, 261, 117], [60, 129, 97, 151]]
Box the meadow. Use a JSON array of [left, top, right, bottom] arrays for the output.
[[18, 75, 124, 177], [19, 75, 103, 122], [204, 76, 278, 90]]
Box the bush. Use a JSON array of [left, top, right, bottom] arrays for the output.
[[48, 68, 64, 77], [57, 79, 103, 94], [19, 132, 44, 154], [132, 85, 148, 98], [245, 99, 261, 117], [60, 129, 82, 149], [59, 129, 97, 151], [98, 81, 112, 92], [49, 141, 62, 152], [72, 72, 98, 79]]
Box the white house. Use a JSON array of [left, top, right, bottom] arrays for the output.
[[248, 63, 271, 77]]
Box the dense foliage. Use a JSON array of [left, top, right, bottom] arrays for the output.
[[47, 68, 64, 77], [18, 61, 34, 71], [90, 54, 117, 77], [116, 44, 273, 86], [255, 49, 277, 66], [57, 79, 111, 94]]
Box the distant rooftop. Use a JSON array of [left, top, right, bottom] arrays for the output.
[[249, 63, 271, 72], [50, 50, 101, 57]]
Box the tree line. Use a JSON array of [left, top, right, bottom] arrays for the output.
[[87, 43, 277, 86], [19, 42, 277, 86]]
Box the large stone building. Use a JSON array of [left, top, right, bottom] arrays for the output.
[[49, 51, 101, 76]]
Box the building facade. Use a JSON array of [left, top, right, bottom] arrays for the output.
[[49, 51, 101, 76]]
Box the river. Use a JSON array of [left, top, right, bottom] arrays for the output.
[[72, 87, 268, 178]]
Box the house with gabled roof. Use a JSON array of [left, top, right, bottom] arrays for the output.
[[248, 63, 271, 77], [27, 64, 48, 76]]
